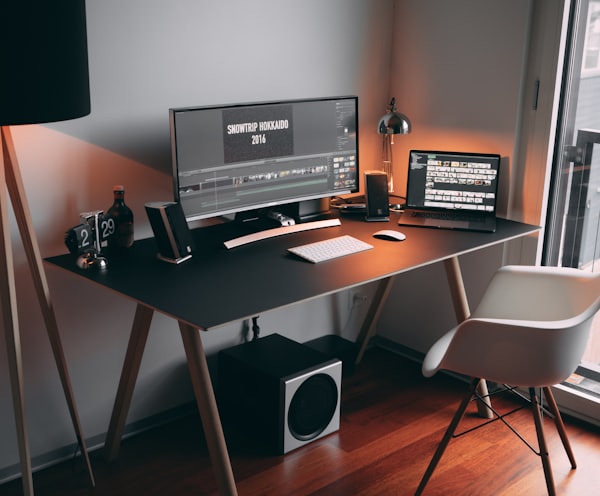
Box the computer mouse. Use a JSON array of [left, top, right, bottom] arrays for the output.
[[373, 229, 406, 241]]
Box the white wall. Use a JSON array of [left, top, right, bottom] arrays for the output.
[[0, 0, 552, 482], [0, 0, 394, 479]]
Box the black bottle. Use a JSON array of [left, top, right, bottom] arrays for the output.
[[105, 185, 134, 250]]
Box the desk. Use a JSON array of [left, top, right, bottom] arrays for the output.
[[45, 212, 538, 496]]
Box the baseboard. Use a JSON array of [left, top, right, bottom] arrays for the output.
[[0, 402, 197, 485], [371, 336, 426, 364], [372, 336, 474, 385]]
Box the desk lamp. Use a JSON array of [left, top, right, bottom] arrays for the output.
[[0, 2, 94, 494], [377, 97, 411, 194]]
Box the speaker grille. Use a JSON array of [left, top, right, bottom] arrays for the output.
[[287, 373, 338, 441]]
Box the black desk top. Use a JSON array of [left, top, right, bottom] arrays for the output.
[[45, 213, 539, 331]]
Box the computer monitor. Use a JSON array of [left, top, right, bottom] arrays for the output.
[[170, 96, 359, 224]]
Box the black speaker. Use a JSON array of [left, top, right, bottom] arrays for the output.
[[365, 171, 389, 221], [144, 201, 194, 263], [218, 334, 342, 454]]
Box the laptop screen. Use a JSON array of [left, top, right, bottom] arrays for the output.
[[406, 150, 501, 214]]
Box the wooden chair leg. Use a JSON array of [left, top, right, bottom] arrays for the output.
[[415, 378, 479, 496], [530, 388, 556, 496], [543, 387, 577, 469]]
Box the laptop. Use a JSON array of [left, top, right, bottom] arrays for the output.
[[398, 150, 501, 232]]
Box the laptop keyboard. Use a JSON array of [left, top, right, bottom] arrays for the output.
[[411, 211, 486, 223]]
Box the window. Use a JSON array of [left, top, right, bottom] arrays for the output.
[[582, 1, 600, 77]]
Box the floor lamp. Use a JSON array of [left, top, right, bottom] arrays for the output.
[[1, 3, 94, 494]]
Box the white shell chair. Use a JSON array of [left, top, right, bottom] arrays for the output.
[[416, 265, 600, 496]]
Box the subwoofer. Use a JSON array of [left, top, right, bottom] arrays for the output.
[[218, 333, 342, 454]]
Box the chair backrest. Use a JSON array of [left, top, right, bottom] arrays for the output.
[[439, 266, 600, 387], [472, 265, 600, 322]]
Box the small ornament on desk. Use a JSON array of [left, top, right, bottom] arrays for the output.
[[64, 210, 110, 270], [105, 185, 134, 251]]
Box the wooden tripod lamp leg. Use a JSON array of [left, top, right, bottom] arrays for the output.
[[1, 128, 34, 496], [1, 126, 95, 490]]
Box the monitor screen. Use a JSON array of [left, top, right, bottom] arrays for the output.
[[170, 96, 359, 222]]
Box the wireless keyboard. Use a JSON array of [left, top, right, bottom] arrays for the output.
[[288, 235, 373, 263]]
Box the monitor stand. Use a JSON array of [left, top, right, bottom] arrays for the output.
[[223, 199, 337, 249], [296, 197, 331, 220], [233, 198, 331, 225]]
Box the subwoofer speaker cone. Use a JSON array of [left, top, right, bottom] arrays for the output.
[[287, 373, 338, 441]]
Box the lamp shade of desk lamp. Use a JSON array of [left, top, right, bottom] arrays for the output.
[[377, 97, 411, 193], [0, 2, 93, 495]]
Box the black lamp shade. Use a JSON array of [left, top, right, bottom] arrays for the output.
[[0, 1, 91, 125]]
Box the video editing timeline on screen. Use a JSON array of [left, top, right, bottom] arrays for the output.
[[171, 96, 359, 223], [408, 152, 498, 211]]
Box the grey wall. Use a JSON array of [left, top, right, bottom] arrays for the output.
[[0, 0, 394, 478], [0, 0, 536, 481]]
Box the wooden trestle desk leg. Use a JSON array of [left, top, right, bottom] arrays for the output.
[[104, 303, 154, 461], [104, 306, 237, 495], [355, 275, 397, 364], [443, 257, 493, 419], [179, 322, 238, 496], [353, 256, 494, 420]]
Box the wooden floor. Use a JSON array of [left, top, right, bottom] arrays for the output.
[[2, 347, 600, 496]]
